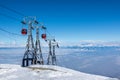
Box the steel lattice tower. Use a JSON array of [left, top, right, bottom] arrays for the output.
[[34, 26, 44, 64], [52, 41, 59, 65], [22, 17, 37, 67], [46, 39, 59, 65]]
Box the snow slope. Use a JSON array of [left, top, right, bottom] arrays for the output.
[[0, 64, 118, 80]]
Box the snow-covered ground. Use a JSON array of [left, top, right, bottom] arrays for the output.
[[0, 64, 119, 80]]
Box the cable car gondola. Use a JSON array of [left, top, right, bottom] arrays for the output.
[[21, 28, 27, 35], [41, 34, 46, 39]]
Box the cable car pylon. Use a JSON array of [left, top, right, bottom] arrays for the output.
[[22, 16, 37, 67], [21, 16, 59, 66], [34, 25, 46, 65], [46, 38, 59, 65], [52, 39, 59, 65]]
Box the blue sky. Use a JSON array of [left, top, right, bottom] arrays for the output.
[[0, 0, 120, 45]]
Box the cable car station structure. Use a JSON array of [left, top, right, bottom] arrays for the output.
[[21, 16, 59, 67]]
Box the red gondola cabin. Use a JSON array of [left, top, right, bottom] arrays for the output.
[[41, 34, 46, 39], [21, 28, 27, 35]]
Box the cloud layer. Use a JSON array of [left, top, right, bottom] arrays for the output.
[[1, 40, 120, 47], [59, 40, 120, 47]]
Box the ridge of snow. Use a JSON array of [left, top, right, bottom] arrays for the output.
[[0, 64, 119, 80]]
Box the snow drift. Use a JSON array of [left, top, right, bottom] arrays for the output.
[[0, 64, 118, 80]]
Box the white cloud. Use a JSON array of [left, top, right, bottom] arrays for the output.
[[58, 40, 120, 47], [1, 40, 120, 47], [0, 41, 25, 47]]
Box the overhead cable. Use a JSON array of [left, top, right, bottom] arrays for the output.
[[0, 4, 25, 17], [0, 27, 22, 36], [0, 12, 21, 21]]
